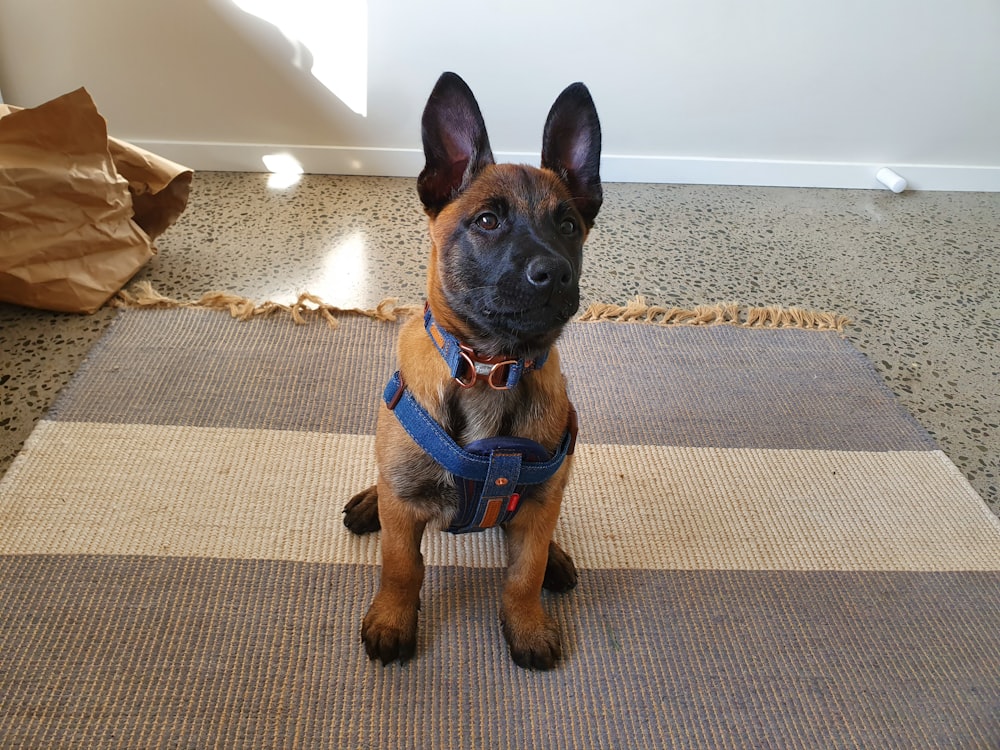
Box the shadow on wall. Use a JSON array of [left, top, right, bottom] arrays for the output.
[[228, 0, 368, 118], [218, 0, 369, 181]]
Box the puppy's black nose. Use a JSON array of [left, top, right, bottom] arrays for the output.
[[525, 256, 573, 291]]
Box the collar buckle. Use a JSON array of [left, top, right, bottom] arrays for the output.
[[456, 346, 519, 390], [424, 303, 544, 390]]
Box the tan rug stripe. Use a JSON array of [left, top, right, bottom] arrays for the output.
[[4, 420, 997, 572]]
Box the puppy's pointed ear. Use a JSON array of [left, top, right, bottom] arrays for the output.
[[541, 83, 603, 227], [417, 72, 495, 217]]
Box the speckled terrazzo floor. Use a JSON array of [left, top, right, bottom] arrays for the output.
[[2, 173, 998, 515]]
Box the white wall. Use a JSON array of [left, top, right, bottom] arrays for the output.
[[2, 0, 999, 190]]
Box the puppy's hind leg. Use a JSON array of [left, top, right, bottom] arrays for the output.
[[543, 540, 578, 593], [344, 485, 380, 535]]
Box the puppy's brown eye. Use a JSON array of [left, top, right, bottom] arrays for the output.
[[475, 212, 499, 230], [559, 217, 577, 235]]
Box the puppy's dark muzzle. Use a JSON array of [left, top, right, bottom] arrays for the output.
[[518, 249, 579, 320], [525, 255, 574, 295]]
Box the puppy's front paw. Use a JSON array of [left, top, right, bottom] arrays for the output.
[[502, 611, 562, 670], [344, 485, 380, 535], [362, 598, 418, 665]]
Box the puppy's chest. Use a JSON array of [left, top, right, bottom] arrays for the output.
[[441, 385, 536, 445]]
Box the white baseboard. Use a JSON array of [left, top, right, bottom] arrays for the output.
[[602, 155, 1000, 193], [131, 140, 1000, 192]]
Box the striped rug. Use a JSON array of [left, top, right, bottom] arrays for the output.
[[2, 308, 998, 749]]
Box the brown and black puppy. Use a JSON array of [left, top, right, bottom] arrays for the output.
[[344, 72, 601, 670]]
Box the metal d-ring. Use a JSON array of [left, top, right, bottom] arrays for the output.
[[454, 349, 518, 390]]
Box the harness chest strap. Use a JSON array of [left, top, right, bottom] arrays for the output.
[[383, 371, 578, 534]]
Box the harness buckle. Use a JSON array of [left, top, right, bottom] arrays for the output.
[[386, 373, 407, 410]]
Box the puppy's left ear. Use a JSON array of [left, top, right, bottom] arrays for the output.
[[541, 83, 603, 227], [418, 72, 495, 217]]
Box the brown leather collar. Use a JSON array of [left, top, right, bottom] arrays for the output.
[[424, 303, 547, 390]]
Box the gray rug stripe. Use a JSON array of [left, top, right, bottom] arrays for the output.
[[561, 323, 935, 451], [47, 309, 934, 452], [46, 307, 396, 434], [2, 555, 997, 749]]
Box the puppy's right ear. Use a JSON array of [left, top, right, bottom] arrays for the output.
[[417, 72, 495, 217], [541, 82, 603, 228]]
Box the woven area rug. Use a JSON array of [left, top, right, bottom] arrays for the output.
[[2, 307, 999, 749]]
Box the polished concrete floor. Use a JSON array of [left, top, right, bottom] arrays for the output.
[[2, 173, 998, 515]]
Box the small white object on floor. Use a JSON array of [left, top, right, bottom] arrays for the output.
[[876, 167, 908, 193]]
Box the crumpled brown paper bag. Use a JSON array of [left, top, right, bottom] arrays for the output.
[[0, 88, 193, 313]]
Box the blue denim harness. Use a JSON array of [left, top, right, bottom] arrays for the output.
[[383, 308, 578, 534]]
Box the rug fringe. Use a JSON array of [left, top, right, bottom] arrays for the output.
[[578, 296, 850, 332], [114, 284, 849, 332], [113, 282, 418, 328]]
